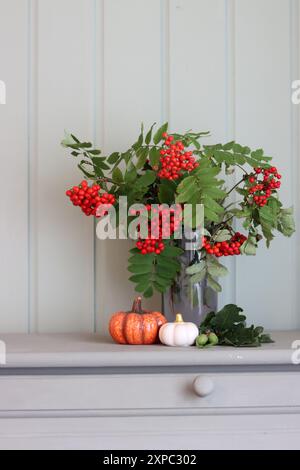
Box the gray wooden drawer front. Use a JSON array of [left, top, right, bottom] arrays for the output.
[[1, 414, 300, 450], [0, 372, 300, 412]]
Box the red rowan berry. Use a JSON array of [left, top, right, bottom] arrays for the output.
[[157, 133, 199, 180], [65, 181, 116, 217]]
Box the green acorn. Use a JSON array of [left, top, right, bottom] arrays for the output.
[[208, 332, 219, 345], [196, 334, 209, 348]]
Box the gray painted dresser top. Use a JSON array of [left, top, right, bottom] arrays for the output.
[[0, 331, 299, 370]]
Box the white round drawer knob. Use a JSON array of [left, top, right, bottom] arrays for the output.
[[193, 376, 214, 397]]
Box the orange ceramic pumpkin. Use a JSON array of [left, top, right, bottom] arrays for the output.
[[109, 297, 167, 345]]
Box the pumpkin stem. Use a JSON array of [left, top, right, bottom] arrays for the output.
[[131, 296, 144, 314], [175, 313, 184, 323]]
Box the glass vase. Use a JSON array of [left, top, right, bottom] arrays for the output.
[[162, 230, 218, 325]]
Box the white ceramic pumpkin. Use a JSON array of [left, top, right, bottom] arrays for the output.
[[159, 313, 199, 347]]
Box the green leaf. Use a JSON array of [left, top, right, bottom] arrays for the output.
[[177, 175, 196, 192], [124, 166, 137, 184], [203, 186, 226, 199], [213, 150, 235, 165], [186, 261, 207, 285], [145, 123, 156, 144], [186, 261, 206, 275], [158, 181, 176, 204], [70, 134, 80, 143], [259, 205, 275, 224], [214, 304, 246, 330], [92, 158, 110, 171], [66, 141, 92, 149], [135, 170, 156, 187], [258, 206, 275, 246], [112, 167, 123, 184], [153, 282, 168, 294], [206, 257, 228, 277], [214, 229, 232, 242], [260, 334, 274, 344], [207, 274, 222, 292], [135, 280, 151, 293], [111, 155, 124, 171], [235, 188, 248, 197], [268, 196, 282, 213], [199, 304, 273, 347], [202, 197, 224, 215], [188, 136, 201, 150], [129, 273, 150, 284], [155, 273, 174, 286], [128, 243, 179, 297], [176, 176, 198, 203], [78, 161, 96, 178], [221, 325, 259, 347], [233, 153, 246, 165], [231, 207, 252, 218], [108, 152, 120, 164], [190, 269, 207, 284], [143, 286, 154, 298], [149, 147, 160, 168], [156, 255, 181, 271], [204, 207, 220, 222], [153, 122, 168, 145], [128, 264, 153, 274], [136, 147, 149, 169], [251, 149, 264, 159], [231, 143, 241, 153], [223, 141, 235, 150], [240, 236, 257, 256], [278, 207, 295, 237], [196, 167, 221, 179], [160, 246, 183, 258], [132, 124, 144, 151], [61, 132, 79, 148], [123, 150, 133, 166], [128, 253, 155, 265], [156, 264, 178, 278], [253, 149, 263, 157], [244, 156, 265, 168]]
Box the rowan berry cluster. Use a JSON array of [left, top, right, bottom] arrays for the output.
[[246, 166, 281, 207], [66, 181, 116, 217], [202, 232, 247, 257], [158, 133, 199, 180], [135, 204, 182, 255], [136, 239, 166, 255]]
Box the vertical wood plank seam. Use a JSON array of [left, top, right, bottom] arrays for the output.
[[225, 0, 236, 141], [160, 0, 170, 314], [95, 0, 105, 333], [224, 0, 237, 306], [93, 0, 98, 333], [27, 0, 31, 333], [160, 0, 170, 125], [27, 0, 38, 333], [289, 0, 300, 327]]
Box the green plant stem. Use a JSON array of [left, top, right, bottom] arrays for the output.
[[96, 177, 121, 186], [235, 163, 249, 175], [223, 200, 242, 210], [211, 215, 235, 238], [225, 177, 246, 198]]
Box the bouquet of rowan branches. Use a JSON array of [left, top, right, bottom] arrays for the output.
[[62, 122, 295, 298]]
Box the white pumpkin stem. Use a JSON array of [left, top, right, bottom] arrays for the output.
[[175, 313, 184, 323]]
